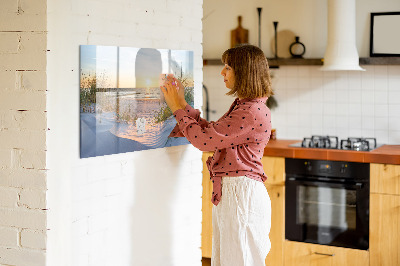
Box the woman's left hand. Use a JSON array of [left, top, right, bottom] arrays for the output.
[[160, 75, 186, 113]]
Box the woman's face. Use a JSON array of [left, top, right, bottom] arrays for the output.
[[220, 64, 235, 89]]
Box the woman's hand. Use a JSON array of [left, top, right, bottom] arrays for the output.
[[160, 75, 187, 113]]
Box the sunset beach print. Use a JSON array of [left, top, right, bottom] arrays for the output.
[[79, 45, 194, 158]]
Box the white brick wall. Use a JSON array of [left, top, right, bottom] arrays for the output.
[[2, 0, 203, 264], [0, 0, 48, 265], [46, 1, 203, 266]]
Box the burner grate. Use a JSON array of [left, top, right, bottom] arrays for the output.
[[301, 135, 339, 149], [340, 137, 377, 151]]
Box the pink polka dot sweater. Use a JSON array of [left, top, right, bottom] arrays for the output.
[[169, 97, 272, 206]]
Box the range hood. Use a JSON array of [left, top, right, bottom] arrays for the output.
[[320, 0, 365, 71]]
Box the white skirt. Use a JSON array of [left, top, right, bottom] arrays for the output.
[[212, 176, 271, 266]]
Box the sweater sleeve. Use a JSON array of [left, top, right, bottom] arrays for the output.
[[172, 105, 257, 152], [168, 104, 211, 137]]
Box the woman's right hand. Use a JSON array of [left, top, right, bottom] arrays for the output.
[[167, 74, 187, 108]]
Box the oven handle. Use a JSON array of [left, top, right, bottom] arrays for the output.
[[286, 177, 364, 189]]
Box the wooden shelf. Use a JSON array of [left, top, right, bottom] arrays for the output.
[[268, 58, 322, 67], [203, 58, 323, 67], [203, 57, 400, 67], [359, 57, 400, 65]]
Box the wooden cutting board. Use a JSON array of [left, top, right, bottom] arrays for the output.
[[231, 16, 249, 48]]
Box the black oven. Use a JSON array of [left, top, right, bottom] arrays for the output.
[[285, 158, 369, 250]]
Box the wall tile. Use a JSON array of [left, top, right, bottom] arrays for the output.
[[361, 90, 375, 104], [298, 67, 311, 78], [335, 72, 349, 90], [374, 130, 389, 144], [348, 90, 362, 103], [336, 115, 348, 129], [349, 128, 362, 137], [388, 90, 400, 104], [336, 103, 349, 116], [375, 104, 389, 117], [389, 104, 400, 117], [336, 90, 349, 103], [388, 131, 400, 143], [361, 129, 375, 138], [286, 77, 299, 89], [389, 117, 400, 131], [323, 103, 336, 115], [361, 104, 375, 117], [285, 66, 298, 77], [388, 65, 400, 76], [374, 90, 388, 104], [374, 77, 388, 91]]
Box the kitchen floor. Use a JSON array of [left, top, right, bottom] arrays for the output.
[[202, 257, 211, 266]]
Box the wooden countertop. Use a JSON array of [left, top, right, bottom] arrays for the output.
[[263, 139, 400, 165]]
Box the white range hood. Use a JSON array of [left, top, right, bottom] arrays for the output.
[[320, 0, 365, 71]]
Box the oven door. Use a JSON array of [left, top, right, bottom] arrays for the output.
[[285, 177, 369, 250]]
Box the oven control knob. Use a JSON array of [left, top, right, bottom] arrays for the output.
[[340, 164, 347, 174], [304, 161, 312, 171]]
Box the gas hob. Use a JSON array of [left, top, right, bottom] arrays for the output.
[[289, 135, 382, 151]]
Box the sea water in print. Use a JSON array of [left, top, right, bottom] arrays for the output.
[[79, 45, 194, 158]]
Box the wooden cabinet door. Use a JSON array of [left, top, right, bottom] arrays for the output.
[[262, 156, 285, 186], [284, 241, 369, 266], [264, 184, 284, 266], [370, 193, 400, 266], [370, 163, 400, 195], [202, 152, 213, 258]]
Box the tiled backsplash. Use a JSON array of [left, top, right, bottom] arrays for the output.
[[203, 65, 400, 145]]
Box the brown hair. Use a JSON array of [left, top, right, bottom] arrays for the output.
[[221, 44, 273, 99]]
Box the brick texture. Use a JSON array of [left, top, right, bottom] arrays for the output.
[[0, 0, 47, 264]]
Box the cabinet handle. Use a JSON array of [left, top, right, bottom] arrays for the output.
[[314, 252, 335, 257]]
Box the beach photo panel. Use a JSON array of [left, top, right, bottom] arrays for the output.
[[79, 45, 194, 158]]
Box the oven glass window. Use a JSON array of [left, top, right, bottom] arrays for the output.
[[297, 186, 356, 230]]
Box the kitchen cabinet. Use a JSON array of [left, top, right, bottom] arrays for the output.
[[261, 156, 285, 186], [201, 154, 286, 266], [370, 163, 400, 266], [264, 184, 284, 266], [202, 152, 213, 258], [261, 156, 285, 266], [284, 241, 369, 266], [202, 156, 400, 265]]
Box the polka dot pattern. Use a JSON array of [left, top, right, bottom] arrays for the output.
[[169, 97, 272, 206]]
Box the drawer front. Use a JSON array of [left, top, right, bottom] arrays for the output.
[[284, 241, 369, 266]]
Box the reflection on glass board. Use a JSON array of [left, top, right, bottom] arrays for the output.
[[79, 45, 194, 158]]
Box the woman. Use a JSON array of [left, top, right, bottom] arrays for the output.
[[161, 44, 273, 266]]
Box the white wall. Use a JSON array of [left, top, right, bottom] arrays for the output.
[[0, 0, 48, 265], [203, 0, 400, 58], [203, 0, 400, 145], [46, 0, 203, 266]]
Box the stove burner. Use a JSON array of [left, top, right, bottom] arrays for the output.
[[301, 135, 339, 149], [340, 137, 377, 151]]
